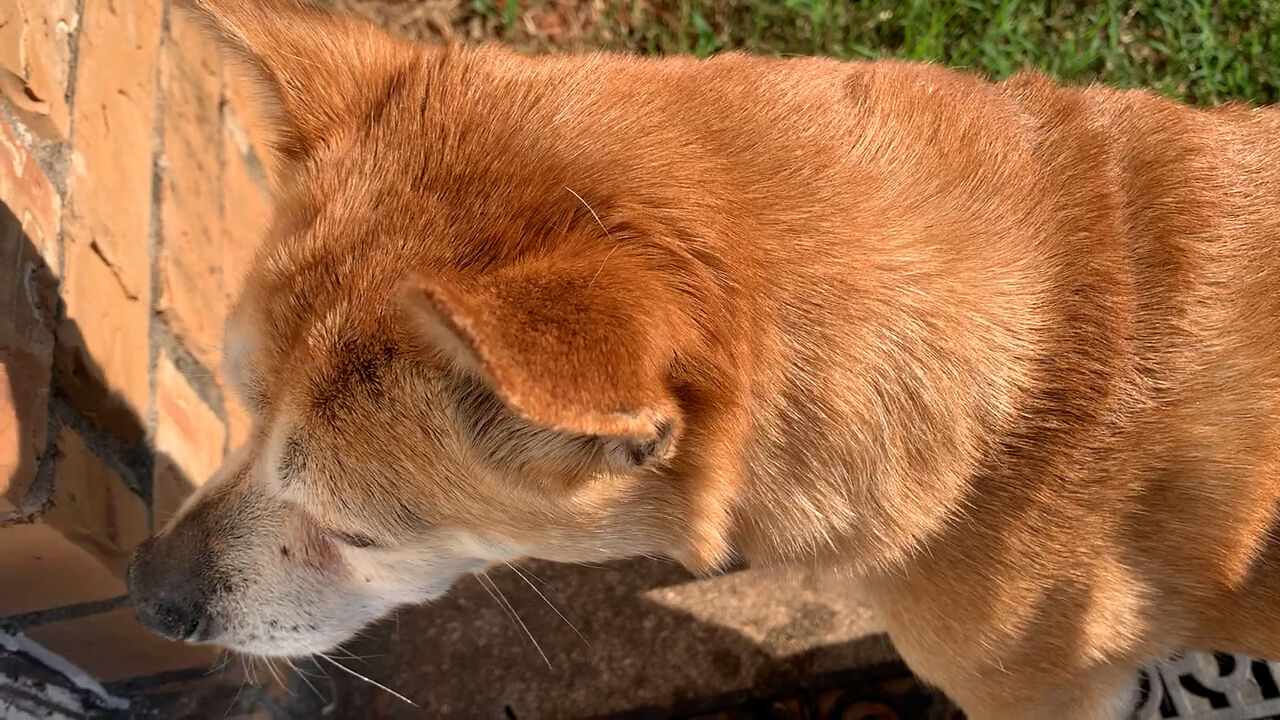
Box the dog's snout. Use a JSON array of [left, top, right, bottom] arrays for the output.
[[128, 536, 211, 642], [133, 594, 207, 641]]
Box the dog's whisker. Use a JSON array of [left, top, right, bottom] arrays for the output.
[[587, 245, 619, 289], [309, 647, 418, 707], [514, 563, 549, 587], [477, 573, 552, 669], [292, 664, 327, 679], [330, 646, 382, 662], [308, 658, 342, 716], [284, 657, 327, 702], [565, 186, 613, 242], [223, 658, 249, 719], [565, 186, 620, 288], [205, 651, 233, 677], [476, 572, 522, 628], [505, 561, 589, 647], [262, 657, 290, 695]]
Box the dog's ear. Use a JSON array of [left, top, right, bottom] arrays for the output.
[[182, 0, 409, 161], [400, 251, 686, 461]]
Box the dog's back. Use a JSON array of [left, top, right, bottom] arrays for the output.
[[834, 74, 1280, 716]]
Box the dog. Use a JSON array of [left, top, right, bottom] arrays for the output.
[[126, 1, 1280, 716]]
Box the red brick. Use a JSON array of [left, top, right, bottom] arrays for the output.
[[1, 118, 59, 510], [61, 0, 161, 430], [65, 0, 160, 303], [158, 11, 226, 371], [223, 63, 277, 189], [46, 427, 150, 576], [0, 429, 147, 615], [0, 520, 126, 615], [153, 352, 226, 526], [221, 123, 271, 307], [0, 362, 47, 511], [25, 607, 219, 682], [219, 125, 268, 454], [0, 0, 78, 140], [57, 244, 151, 442], [0, 118, 61, 271]]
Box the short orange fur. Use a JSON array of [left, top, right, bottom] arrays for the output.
[[128, 1, 1280, 716]]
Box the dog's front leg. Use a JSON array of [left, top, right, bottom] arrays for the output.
[[866, 578, 1149, 719]]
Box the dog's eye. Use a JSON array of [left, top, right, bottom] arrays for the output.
[[336, 532, 380, 549]]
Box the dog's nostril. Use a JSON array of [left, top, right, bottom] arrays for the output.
[[129, 533, 213, 643], [134, 597, 208, 642]]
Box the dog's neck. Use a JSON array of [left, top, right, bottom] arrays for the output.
[[648, 123, 1060, 576]]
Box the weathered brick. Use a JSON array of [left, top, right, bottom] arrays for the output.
[[1, 118, 59, 510], [0, 425, 149, 609], [153, 352, 226, 526], [0, 363, 47, 511], [221, 123, 271, 307], [61, 0, 161, 433], [0, 520, 126, 615], [158, 11, 226, 371], [57, 243, 150, 443], [0, 118, 61, 272], [0, 428, 146, 614], [219, 122, 269, 456], [223, 63, 277, 188], [65, 0, 160, 304], [0, 0, 78, 140], [24, 607, 219, 682], [45, 427, 150, 576]]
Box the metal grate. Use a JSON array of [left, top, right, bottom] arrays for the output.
[[1135, 652, 1280, 720]]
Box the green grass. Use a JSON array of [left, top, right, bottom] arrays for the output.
[[469, 0, 1280, 105]]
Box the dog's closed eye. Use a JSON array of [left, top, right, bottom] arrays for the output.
[[308, 517, 384, 549], [334, 532, 381, 549]]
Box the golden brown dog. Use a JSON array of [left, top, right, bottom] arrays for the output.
[[126, 1, 1280, 716]]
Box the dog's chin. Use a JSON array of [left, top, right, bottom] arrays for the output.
[[206, 577, 462, 658], [216, 625, 353, 653]]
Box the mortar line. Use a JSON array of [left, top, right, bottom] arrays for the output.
[[152, 319, 229, 426], [0, 595, 130, 634], [44, 395, 152, 499], [146, 0, 175, 472], [214, 42, 230, 460]]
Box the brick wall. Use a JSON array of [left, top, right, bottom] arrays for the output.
[[1, 0, 272, 710]]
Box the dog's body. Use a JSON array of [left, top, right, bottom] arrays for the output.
[[126, 1, 1280, 717]]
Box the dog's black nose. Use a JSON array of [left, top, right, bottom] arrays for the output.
[[133, 595, 206, 641], [128, 536, 211, 642]]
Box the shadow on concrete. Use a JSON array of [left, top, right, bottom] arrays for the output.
[[299, 555, 956, 719]]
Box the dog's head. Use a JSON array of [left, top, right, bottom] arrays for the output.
[[127, 0, 740, 657]]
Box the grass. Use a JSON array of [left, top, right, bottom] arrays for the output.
[[326, 0, 1280, 105]]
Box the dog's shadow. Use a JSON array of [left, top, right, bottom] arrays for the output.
[[303, 553, 955, 719]]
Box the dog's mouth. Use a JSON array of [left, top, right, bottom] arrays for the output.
[[128, 534, 497, 660], [193, 602, 378, 658]]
